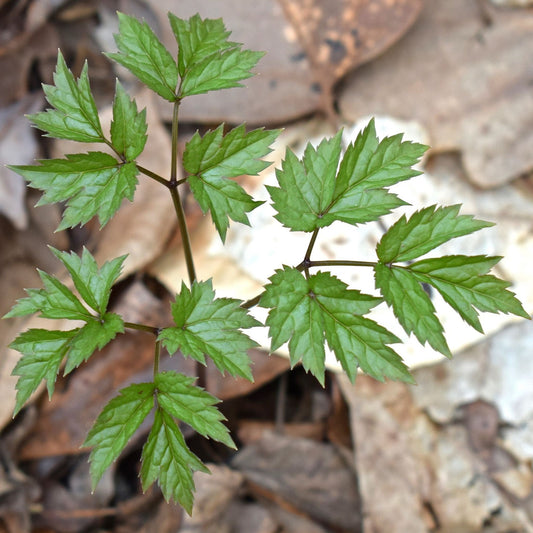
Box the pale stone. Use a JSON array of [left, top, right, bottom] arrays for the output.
[[491, 465, 533, 499]]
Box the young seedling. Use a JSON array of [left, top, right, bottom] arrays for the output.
[[4, 11, 528, 513]]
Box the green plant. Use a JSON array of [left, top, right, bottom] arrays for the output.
[[4, 11, 528, 512]]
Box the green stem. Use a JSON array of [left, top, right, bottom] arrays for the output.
[[303, 228, 320, 278], [169, 98, 203, 387], [298, 260, 378, 270], [241, 259, 378, 310], [170, 188, 196, 283], [137, 165, 170, 187], [168, 99, 197, 285], [241, 293, 263, 309], [170, 100, 180, 184], [154, 340, 161, 378], [304, 229, 319, 261], [124, 321, 159, 335]]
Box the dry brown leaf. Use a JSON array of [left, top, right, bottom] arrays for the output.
[[339, 0, 533, 187], [0, 202, 68, 430], [225, 502, 278, 533], [237, 420, 325, 445], [232, 431, 362, 532], [0, 95, 43, 229], [339, 358, 533, 531], [181, 465, 244, 533], [279, 0, 424, 119], [338, 375, 431, 533], [0, 23, 58, 107], [115, 489, 182, 533]]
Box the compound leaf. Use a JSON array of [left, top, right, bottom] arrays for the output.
[[409, 255, 530, 332], [158, 280, 260, 380], [49, 247, 126, 315], [374, 263, 451, 357], [85, 382, 155, 488], [64, 313, 124, 374], [5, 248, 126, 414], [155, 371, 235, 448], [5, 247, 125, 319], [267, 132, 343, 232], [28, 51, 104, 143], [141, 407, 208, 513], [260, 267, 411, 384], [8, 315, 123, 414], [10, 152, 138, 230], [377, 204, 494, 263], [184, 124, 280, 241], [328, 119, 426, 226], [5, 270, 91, 321], [10, 329, 77, 416], [168, 13, 236, 77], [268, 119, 425, 232], [107, 12, 178, 102], [334, 119, 427, 191], [169, 13, 263, 97], [111, 80, 147, 161]]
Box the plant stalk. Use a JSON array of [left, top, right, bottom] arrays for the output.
[[154, 340, 161, 378], [241, 259, 378, 310], [303, 228, 320, 278], [169, 98, 204, 387], [124, 321, 159, 335], [168, 99, 197, 285], [299, 259, 378, 269], [170, 188, 197, 283], [137, 165, 169, 187]]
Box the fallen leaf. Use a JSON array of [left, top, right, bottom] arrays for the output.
[[260, 503, 329, 533], [115, 489, 183, 533], [338, 375, 431, 533], [0, 23, 59, 107], [181, 465, 244, 533], [225, 502, 278, 533], [232, 431, 362, 532], [0, 95, 43, 230], [339, 0, 533, 187], [237, 420, 325, 445], [278, 0, 424, 119]]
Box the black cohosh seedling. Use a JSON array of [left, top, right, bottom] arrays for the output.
[[4, 11, 529, 513]]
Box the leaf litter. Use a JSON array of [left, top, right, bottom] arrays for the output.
[[1, 1, 533, 531]]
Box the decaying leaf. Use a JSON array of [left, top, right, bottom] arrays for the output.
[[232, 431, 362, 531], [339, 0, 533, 187]]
